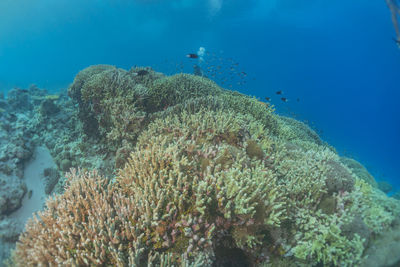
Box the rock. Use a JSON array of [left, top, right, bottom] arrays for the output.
[[39, 99, 60, 117], [0, 218, 23, 242], [0, 174, 27, 215]]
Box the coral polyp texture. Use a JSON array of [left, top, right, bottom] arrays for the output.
[[10, 65, 400, 266]]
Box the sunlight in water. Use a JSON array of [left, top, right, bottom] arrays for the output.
[[208, 0, 223, 16]]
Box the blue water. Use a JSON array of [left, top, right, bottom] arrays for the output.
[[1, 0, 399, 189]]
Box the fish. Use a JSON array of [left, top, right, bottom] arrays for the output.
[[132, 70, 149, 76], [276, 90, 283, 95], [265, 97, 271, 101], [186, 53, 199, 59], [281, 97, 288, 102]]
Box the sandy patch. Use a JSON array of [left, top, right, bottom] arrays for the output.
[[8, 146, 56, 226]]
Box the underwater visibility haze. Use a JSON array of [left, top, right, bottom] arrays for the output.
[[0, 0, 400, 266]]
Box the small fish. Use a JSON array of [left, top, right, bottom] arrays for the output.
[[297, 98, 300, 102], [186, 53, 199, 59], [28, 190, 33, 199], [241, 71, 247, 76], [132, 70, 149, 76], [276, 90, 283, 95], [281, 97, 288, 102], [265, 97, 271, 101]]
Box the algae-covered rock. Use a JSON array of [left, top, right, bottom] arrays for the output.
[[0, 174, 26, 215], [39, 98, 60, 117]]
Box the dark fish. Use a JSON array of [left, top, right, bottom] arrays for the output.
[[281, 97, 288, 102], [265, 97, 271, 101], [137, 70, 149, 76], [133, 70, 149, 76], [241, 71, 247, 76], [186, 53, 199, 59], [297, 98, 300, 102], [276, 90, 283, 95], [20, 89, 29, 93]]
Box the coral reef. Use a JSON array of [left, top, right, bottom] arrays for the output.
[[4, 65, 400, 266]]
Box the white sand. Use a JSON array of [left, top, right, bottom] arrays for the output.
[[8, 146, 56, 226]]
